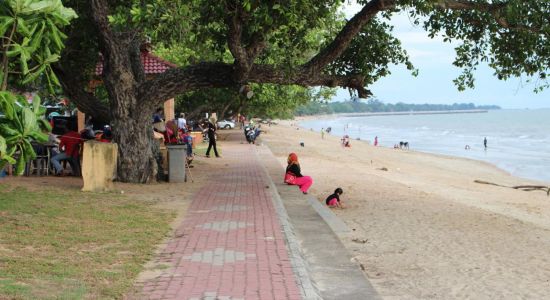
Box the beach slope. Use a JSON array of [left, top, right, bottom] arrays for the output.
[[261, 121, 550, 299]]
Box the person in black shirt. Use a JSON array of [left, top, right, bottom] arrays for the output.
[[204, 118, 220, 158], [326, 188, 344, 208], [284, 153, 313, 194]]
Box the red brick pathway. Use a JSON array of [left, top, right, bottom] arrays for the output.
[[132, 137, 302, 300]]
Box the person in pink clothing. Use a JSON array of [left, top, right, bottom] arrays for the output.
[[284, 153, 313, 194]]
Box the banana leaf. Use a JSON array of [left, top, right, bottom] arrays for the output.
[[22, 107, 38, 135], [0, 17, 14, 40], [0, 135, 6, 156], [0, 123, 21, 138], [16, 16, 32, 37], [0, 92, 16, 120], [38, 118, 51, 131], [14, 144, 26, 175], [28, 130, 48, 143], [32, 94, 41, 114], [21, 139, 36, 161]]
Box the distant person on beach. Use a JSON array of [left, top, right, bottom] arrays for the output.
[[284, 153, 313, 194], [465, 145, 471, 150], [326, 127, 332, 133], [341, 135, 351, 147], [321, 128, 325, 139], [484, 137, 487, 149], [374, 136, 378, 146], [326, 188, 344, 209]]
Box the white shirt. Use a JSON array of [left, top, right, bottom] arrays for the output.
[[177, 117, 187, 129]]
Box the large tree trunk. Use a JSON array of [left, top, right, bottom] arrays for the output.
[[110, 97, 157, 183], [102, 57, 157, 183], [93, 0, 157, 183]]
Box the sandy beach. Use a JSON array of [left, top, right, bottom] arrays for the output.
[[260, 120, 550, 299]]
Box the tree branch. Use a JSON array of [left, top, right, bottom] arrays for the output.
[[434, 0, 541, 33], [129, 38, 146, 84], [225, 0, 250, 81], [138, 62, 237, 109], [245, 26, 270, 64], [249, 65, 371, 98], [52, 64, 111, 124], [303, 0, 395, 75], [139, 62, 371, 108], [90, 0, 117, 53]]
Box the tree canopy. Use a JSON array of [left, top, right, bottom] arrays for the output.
[[48, 0, 549, 182]]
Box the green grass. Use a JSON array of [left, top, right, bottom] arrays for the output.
[[0, 184, 174, 299]]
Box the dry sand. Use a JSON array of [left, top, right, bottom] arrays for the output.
[[261, 120, 550, 299]]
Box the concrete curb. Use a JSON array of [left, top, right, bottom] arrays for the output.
[[255, 146, 322, 300], [307, 197, 351, 237]]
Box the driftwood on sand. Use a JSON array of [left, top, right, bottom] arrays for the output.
[[474, 180, 550, 196]]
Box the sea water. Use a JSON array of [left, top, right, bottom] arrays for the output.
[[300, 109, 550, 184]]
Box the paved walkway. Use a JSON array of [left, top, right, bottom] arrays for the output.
[[132, 133, 303, 300]]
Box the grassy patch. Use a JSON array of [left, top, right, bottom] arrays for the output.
[[0, 184, 174, 299]]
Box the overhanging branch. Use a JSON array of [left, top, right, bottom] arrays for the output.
[[139, 62, 371, 108], [303, 0, 395, 75]]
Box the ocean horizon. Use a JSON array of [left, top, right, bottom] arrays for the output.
[[300, 109, 550, 184]]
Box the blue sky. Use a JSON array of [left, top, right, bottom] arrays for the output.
[[335, 2, 549, 109]]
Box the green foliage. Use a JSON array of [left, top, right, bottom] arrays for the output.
[[0, 0, 77, 92], [0, 0, 75, 174], [295, 98, 501, 116], [326, 18, 417, 84], [249, 85, 336, 119], [418, 0, 549, 92], [0, 93, 50, 175]]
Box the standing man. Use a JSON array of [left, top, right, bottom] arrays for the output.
[[321, 128, 325, 140], [484, 137, 487, 149], [204, 118, 220, 158], [177, 113, 187, 131]]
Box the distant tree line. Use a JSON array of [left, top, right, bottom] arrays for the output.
[[295, 99, 500, 116]]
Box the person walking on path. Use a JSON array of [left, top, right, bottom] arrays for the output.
[[484, 137, 487, 149], [284, 153, 313, 194], [204, 118, 220, 158]]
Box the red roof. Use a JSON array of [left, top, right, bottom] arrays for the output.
[[95, 50, 177, 76]]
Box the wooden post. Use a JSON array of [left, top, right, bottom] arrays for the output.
[[77, 110, 85, 132], [164, 98, 175, 122]]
